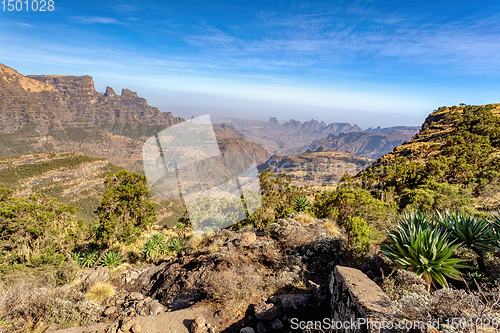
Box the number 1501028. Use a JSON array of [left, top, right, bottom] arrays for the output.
[[2, 0, 54, 11]]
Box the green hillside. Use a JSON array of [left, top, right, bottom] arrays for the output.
[[0, 152, 122, 224], [351, 104, 500, 212]]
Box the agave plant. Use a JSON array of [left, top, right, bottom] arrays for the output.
[[398, 211, 436, 231], [294, 196, 311, 212], [77, 250, 98, 268], [380, 213, 471, 290], [141, 238, 159, 262], [100, 250, 123, 268], [159, 241, 173, 257], [71, 251, 81, 263], [437, 211, 497, 271], [488, 211, 500, 249], [170, 236, 183, 252], [211, 214, 226, 227], [150, 233, 166, 246]]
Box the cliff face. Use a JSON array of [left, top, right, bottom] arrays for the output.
[[0, 65, 69, 134], [305, 127, 418, 160], [0, 64, 268, 172], [27, 74, 181, 141], [27, 74, 96, 96]]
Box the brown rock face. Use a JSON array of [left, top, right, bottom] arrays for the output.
[[254, 301, 278, 321], [27, 74, 96, 96], [1, 64, 268, 172], [104, 86, 117, 97]]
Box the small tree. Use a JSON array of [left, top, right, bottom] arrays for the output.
[[93, 170, 156, 265]]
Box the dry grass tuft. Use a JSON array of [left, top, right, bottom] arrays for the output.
[[208, 244, 219, 254], [85, 282, 115, 303], [188, 235, 206, 251], [323, 220, 340, 236], [294, 213, 316, 224], [207, 235, 225, 254]]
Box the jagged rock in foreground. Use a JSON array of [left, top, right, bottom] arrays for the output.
[[49, 217, 364, 333]]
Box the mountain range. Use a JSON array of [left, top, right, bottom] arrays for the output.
[[304, 126, 419, 160], [215, 117, 419, 159], [0, 64, 269, 172]]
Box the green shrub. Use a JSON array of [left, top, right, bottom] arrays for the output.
[[344, 216, 371, 257], [400, 181, 473, 213], [313, 188, 396, 231], [94, 170, 156, 262], [246, 170, 306, 229], [0, 189, 85, 271]]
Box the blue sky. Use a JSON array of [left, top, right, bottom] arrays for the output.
[[1, 0, 500, 127]]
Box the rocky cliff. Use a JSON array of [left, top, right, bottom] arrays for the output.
[[0, 64, 268, 172]]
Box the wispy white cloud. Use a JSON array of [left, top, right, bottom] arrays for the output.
[[72, 16, 122, 25], [15, 22, 34, 28], [114, 4, 141, 12], [179, 5, 500, 75]]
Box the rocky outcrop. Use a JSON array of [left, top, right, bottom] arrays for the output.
[[49, 305, 212, 333], [329, 266, 396, 333], [40, 218, 351, 333], [0, 64, 56, 93], [104, 86, 117, 97], [27, 75, 96, 96]]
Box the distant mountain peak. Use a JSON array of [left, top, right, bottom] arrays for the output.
[[104, 86, 117, 97], [121, 88, 139, 98]]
